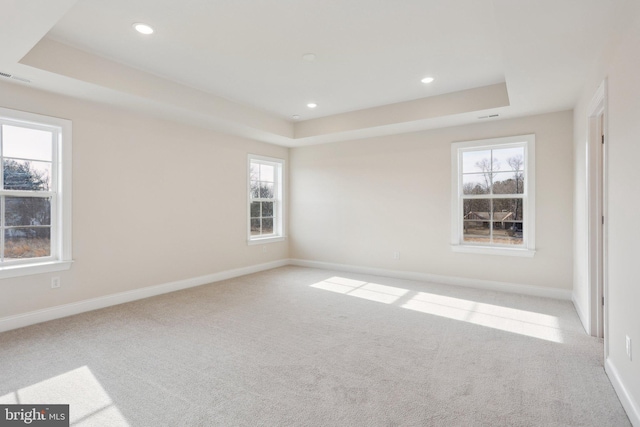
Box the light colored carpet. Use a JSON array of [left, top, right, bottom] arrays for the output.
[[0, 266, 630, 426]]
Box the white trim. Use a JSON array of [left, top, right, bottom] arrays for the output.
[[288, 258, 572, 300], [451, 134, 536, 255], [585, 80, 607, 345], [0, 260, 72, 279], [247, 154, 285, 243], [587, 80, 606, 117], [451, 245, 535, 257], [0, 259, 288, 333], [572, 293, 589, 334], [0, 258, 576, 333], [0, 107, 73, 275], [0, 107, 68, 128], [247, 236, 286, 245], [605, 358, 640, 426], [59, 117, 73, 262], [248, 154, 284, 164]]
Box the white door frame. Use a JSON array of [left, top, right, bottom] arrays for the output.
[[586, 80, 608, 351]]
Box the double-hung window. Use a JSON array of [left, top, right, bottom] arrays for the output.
[[0, 107, 72, 278], [451, 134, 535, 257], [248, 154, 284, 244]]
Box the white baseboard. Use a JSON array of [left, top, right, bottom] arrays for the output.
[[0, 259, 289, 333], [606, 358, 640, 426], [289, 258, 573, 300], [572, 293, 591, 335], [0, 257, 573, 334]]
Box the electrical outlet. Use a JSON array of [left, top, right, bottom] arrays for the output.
[[51, 277, 61, 289], [392, 251, 400, 260], [626, 335, 632, 361]]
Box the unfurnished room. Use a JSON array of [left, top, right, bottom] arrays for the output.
[[0, 0, 639, 426]]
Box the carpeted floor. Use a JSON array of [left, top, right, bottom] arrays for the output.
[[0, 266, 631, 426]]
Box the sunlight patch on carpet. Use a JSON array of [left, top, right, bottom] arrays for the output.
[[402, 291, 564, 343], [0, 366, 130, 426], [311, 276, 409, 304], [311, 277, 564, 343]]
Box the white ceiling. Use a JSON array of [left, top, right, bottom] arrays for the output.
[[0, 0, 632, 146]]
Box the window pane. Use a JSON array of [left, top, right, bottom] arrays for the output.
[[250, 181, 260, 198], [4, 227, 51, 259], [250, 163, 259, 181], [2, 125, 53, 161], [5, 197, 51, 226], [493, 221, 523, 245], [492, 172, 524, 194], [492, 198, 524, 245], [262, 218, 274, 234], [250, 219, 261, 235], [508, 222, 523, 241], [3, 159, 51, 191], [493, 198, 523, 221], [463, 173, 490, 194], [462, 150, 492, 173], [463, 198, 491, 243], [250, 201, 260, 218], [463, 198, 490, 219], [261, 202, 273, 217], [258, 182, 274, 198], [260, 164, 275, 183], [492, 147, 524, 171], [463, 220, 490, 243]]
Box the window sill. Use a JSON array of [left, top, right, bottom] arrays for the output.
[[0, 260, 73, 280], [248, 236, 286, 246], [451, 245, 535, 257]]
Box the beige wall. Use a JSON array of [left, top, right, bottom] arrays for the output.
[[0, 81, 288, 318], [290, 111, 573, 290], [573, 6, 640, 420]]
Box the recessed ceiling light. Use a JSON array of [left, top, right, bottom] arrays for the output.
[[421, 76, 435, 84], [133, 23, 154, 35], [307, 103, 317, 109], [302, 53, 316, 62], [292, 115, 301, 120]]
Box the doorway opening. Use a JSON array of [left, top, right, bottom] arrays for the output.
[[586, 80, 607, 350]]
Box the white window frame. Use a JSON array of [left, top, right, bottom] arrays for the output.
[[451, 134, 535, 257], [0, 107, 73, 279], [247, 154, 285, 245]]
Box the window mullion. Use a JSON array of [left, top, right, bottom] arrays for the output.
[[0, 191, 55, 198], [489, 198, 493, 244], [462, 194, 524, 200]]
